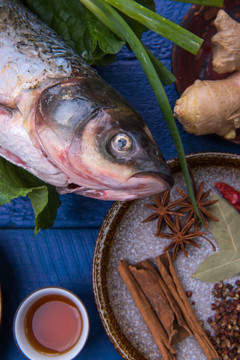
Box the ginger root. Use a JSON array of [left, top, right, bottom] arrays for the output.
[[212, 10, 240, 74], [174, 10, 240, 140]]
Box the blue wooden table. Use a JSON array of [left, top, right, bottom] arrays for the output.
[[1, 1, 240, 359]]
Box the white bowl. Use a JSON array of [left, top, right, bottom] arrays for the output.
[[13, 287, 89, 360]]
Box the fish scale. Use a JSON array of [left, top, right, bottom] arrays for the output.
[[0, 0, 94, 96]]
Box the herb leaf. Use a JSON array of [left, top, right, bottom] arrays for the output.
[[208, 194, 240, 251], [22, 0, 155, 65], [0, 158, 60, 234], [192, 250, 240, 283], [192, 195, 240, 282], [23, 0, 124, 64], [28, 185, 61, 235]]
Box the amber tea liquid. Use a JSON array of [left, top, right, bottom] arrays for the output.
[[24, 294, 83, 355]]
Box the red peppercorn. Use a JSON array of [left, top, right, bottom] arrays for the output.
[[207, 280, 240, 359]]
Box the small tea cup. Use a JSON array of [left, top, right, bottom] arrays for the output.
[[13, 287, 89, 360]]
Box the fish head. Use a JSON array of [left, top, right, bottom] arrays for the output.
[[35, 76, 174, 200]]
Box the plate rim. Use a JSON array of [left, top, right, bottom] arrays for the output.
[[92, 151, 240, 360]]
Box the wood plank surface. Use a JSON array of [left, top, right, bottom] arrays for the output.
[[0, 229, 122, 359]]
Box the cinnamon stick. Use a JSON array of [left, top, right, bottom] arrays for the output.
[[118, 260, 176, 360], [155, 253, 219, 360], [129, 259, 191, 345]]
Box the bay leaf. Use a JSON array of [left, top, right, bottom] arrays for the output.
[[209, 194, 240, 251], [191, 250, 240, 282], [192, 193, 240, 282]]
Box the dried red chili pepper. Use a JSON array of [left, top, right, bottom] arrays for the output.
[[215, 182, 240, 211]]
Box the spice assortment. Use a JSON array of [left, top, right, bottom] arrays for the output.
[[94, 156, 240, 360], [138, 175, 240, 358]]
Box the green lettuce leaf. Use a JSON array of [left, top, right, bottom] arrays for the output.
[[22, 0, 155, 65], [0, 158, 60, 234]]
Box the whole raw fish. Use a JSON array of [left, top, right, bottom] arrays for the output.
[[0, 0, 173, 200]]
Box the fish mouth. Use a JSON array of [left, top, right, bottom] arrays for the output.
[[132, 171, 174, 188], [115, 171, 174, 200], [60, 171, 173, 201]]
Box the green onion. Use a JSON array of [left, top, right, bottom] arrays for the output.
[[143, 45, 176, 86], [104, 0, 203, 55], [79, 0, 201, 219], [172, 0, 223, 6]]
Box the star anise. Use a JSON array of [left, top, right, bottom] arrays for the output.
[[176, 174, 218, 231], [142, 190, 185, 236], [158, 216, 216, 261]]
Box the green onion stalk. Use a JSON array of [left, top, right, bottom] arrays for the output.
[[79, 0, 223, 221], [173, 0, 222, 5], [104, 0, 203, 54]]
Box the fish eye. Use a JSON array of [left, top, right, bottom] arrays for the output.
[[111, 133, 133, 153]]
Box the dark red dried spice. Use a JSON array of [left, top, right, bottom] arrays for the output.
[[206, 280, 240, 359], [215, 182, 240, 211]]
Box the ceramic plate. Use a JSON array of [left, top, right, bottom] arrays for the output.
[[93, 152, 240, 360], [171, 0, 240, 144]]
